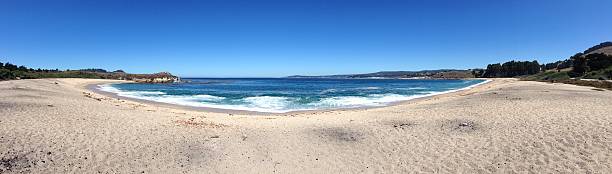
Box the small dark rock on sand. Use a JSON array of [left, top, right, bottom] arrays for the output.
[[393, 123, 415, 129]]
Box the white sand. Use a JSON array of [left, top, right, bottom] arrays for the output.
[[1, 78, 611, 173]]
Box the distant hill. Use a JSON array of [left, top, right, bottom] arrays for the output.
[[583, 42, 612, 55], [288, 69, 475, 79], [0, 62, 179, 83], [586, 46, 612, 55], [525, 41, 612, 81], [287, 75, 352, 79]]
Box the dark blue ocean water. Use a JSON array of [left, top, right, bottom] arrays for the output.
[[99, 78, 487, 113]]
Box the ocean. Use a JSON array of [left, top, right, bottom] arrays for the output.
[[98, 78, 488, 113]]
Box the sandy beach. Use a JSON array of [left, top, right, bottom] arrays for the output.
[[1, 78, 611, 173]]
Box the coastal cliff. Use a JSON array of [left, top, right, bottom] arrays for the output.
[[126, 72, 180, 83]]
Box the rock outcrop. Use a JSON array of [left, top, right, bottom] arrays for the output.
[[126, 72, 180, 83]]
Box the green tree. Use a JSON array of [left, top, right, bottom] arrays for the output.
[[483, 60, 541, 77], [0, 69, 15, 80], [571, 53, 589, 76], [483, 63, 502, 77], [586, 53, 612, 71], [583, 42, 612, 54], [4, 62, 17, 71], [18, 65, 28, 71]]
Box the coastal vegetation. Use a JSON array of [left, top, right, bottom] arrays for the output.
[[532, 42, 612, 80], [290, 42, 611, 82], [3, 41, 612, 88], [480, 60, 541, 78], [582, 42, 612, 55], [479, 41, 612, 89], [0, 62, 178, 83]]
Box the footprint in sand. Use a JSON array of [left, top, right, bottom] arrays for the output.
[[314, 127, 363, 142], [440, 119, 480, 133]]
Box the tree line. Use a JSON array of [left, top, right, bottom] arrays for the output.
[[480, 60, 541, 78], [541, 59, 572, 71], [1, 61, 177, 82], [570, 53, 612, 77], [582, 42, 612, 54], [0, 61, 114, 80], [1, 62, 59, 80], [480, 41, 612, 79]]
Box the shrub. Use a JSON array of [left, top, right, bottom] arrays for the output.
[[0, 69, 15, 80]]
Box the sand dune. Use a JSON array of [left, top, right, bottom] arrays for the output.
[[1, 78, 611, 173]]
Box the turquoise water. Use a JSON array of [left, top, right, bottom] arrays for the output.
[[99, 78, 487, 113]]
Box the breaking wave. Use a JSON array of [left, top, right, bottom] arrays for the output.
[[97, 79, 489, 113]]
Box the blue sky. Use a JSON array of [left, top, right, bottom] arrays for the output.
[[1, 0, 611, 77]]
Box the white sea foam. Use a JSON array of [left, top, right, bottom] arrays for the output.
[[97, 80, 491, 113], [319, 89, 337, 94], [98, 84, 122, 93], [193, 94, 226, 101], [416, 91, 437, 94], [316, 96, 378, 107], [368, 94, 415, 103], [357, 87, 381, 90], [148, 95, 295, 113], [122, 91, 166, 95], [315, 94, 415, 108], [98, 84, 297, 113], [144, 95, 211, 107], [314, 80, 491, 108], [98, 84, 166, 96], [243, 96, 290, 110]]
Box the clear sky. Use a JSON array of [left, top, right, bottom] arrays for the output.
[[1, 0, 611, 77]]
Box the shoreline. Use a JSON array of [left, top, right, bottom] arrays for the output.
[[3, 78, 612, 173], [86, 78, 494, 115]]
